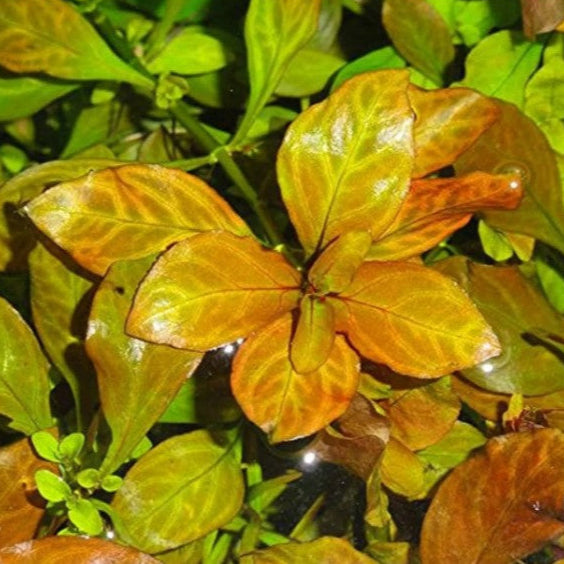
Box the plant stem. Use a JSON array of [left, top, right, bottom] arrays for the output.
[[145, 0, 185, 59], [161, 155, 217, 170]]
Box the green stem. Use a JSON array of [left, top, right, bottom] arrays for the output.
[[160, 154, 217, 170], [145, 0, 185, 59]]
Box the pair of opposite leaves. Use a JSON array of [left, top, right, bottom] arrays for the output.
[[26, 70, 523, 442]]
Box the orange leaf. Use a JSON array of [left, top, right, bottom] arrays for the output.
[[368, 172, 523, 261], [128, 232, 301, 350], [0, 536, 160, 563], [232, 314, 359, 442], [420, 429, 564, 563], [277, 70, 413, 256], [290, 296, 335, 374], [308, 231, 372, 293], [339, 262, 500, 377], [409, 85, 500, 178], [0, 437, 56, 550], [25, 165, 252, 275]]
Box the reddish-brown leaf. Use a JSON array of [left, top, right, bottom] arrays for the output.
[[277, 70, 413, 256], [339, 261, 500, 377], [290, 296, 335, 374], [231, 314, 359, 442], [368, 172, 523, 261], [0, 437, 56, 550], [521, 0, 564, 37], [25, 165, 252, 275], [409, 86, 500, 178], [128, 232, 301, 351], [421, 429, 564, 563], [0, 537, 159, 563]]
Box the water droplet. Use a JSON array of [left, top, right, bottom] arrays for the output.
[[494, 162, 531, 188]]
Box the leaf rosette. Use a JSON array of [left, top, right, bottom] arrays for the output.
[[26, 70, 524, 442]]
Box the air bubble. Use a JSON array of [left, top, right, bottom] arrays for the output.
[[494, 162, 531, 188]]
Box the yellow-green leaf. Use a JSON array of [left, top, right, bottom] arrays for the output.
[[25, 164, 252, 275], [290, 296, 336, 374], [309, 231, 372, 293], [232, 0, 321, 144], [241, 536, 376, 563], [86, 257, 202, 475], [232, 314, 359, 442], [112, 430, 244, 554], [0, 297, 52, 434], [380, 438, 426, 499], [278, 70, 414, 256], [339, 262, 500, 377], [128, 231, 301, 350], [0, 0, 153, 88], [408, 85, 500, 178]]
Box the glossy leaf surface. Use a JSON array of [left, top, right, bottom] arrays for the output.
[[455, 100, 564, 254], [233, 0, 321, 144], [290, 296, 335, 374], [128, 232, 300, 350], [0, 437, 55, 550], [340, 262, 500, 377], [382, 0, 454, 85], [382, 377, 460, 451], [309, 231, 372, 293], [460, 31, 543, 107], [86, 257, 202, 475], [0, 537, 159, 563], [0, 297, 52, 433], [25, 164, 251, 275], [0, 0, 152, 87], [421, 429, 564, 563], [232, 315, 359, 442], [278, 70, 413, 256], [241, 536, 376, 563], [112, 430, 244, 553], [437, 258, 564, 395], [368, 172, 523, 261], [29, 242, 97, 428], [408, 85, 500, 178]]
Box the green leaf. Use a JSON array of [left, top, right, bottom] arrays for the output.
[[247, 471, 302, 514], [147, 27, 231, 75], [101, 474, 123, 493], [536, 246, 564, 314], [0, 0, 153, 87], [0, 296, 52, 434], [0, 76, 78, 121], [275, 48, 345, 98], [437, 258, 564, 395], [29, 242, 97, 430], [35, 469, 72, 503], [58, 433, 85, 461], [111, 430, 244, 553], [332, 47, 406, 91], [478, 220, 513, 262], [382, 0, 454, 85], [278, 70, 413, 257], [76, 468, 100, 489], [85, 256, 202, 476], [232, 0, 321, 145], [30, 431, 60, 464], [459, 31, 543, 107], [67, 498, 104, 536]]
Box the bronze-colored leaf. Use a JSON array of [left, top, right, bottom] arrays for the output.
[[112, 430, 244, 554], [231, 314, 359, 442], [0, 436, 56, 550], [420, 429, 564, 563], [339, 261, 500, 377], [437, 258, 564, 395], [0, 536, 160, 563], [309, 231, 372, 294], [521, 0, 564, 37], [278, 70, 413, 256], [455, 100, 564, 254], [290, 296, 335, 374], [25, 165, 252, 275], [381, 377, 460, 451], [309, 394, 389, 480], [128, 231, 301, 351], [368, 172, 523, 261], [241, 536, 376, 563], [86, 257, 202, 475]]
